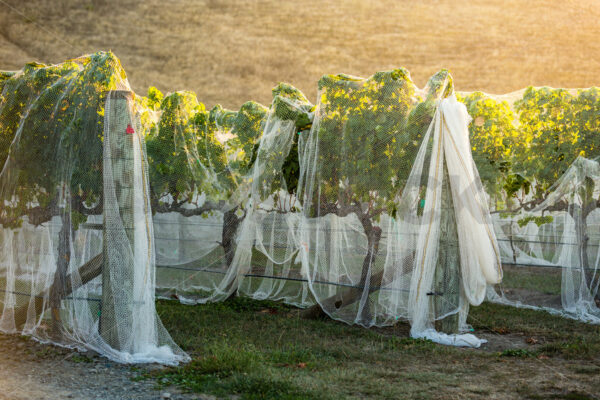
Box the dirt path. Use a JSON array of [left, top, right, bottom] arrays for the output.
[[0, 333, 203, 400]]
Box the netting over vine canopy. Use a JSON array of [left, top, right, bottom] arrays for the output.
[[459, 89, 600, 321], [295, 70, 502, 345], [1, 51, 600, 363], [487, 157, 600, 322], [145, 66, 504, 346], [150, 82, 314, 307], [0, 53, 188, 364]]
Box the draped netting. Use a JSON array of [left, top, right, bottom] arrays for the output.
[[234, 84, 314, 306], [146, 67, 505, 345], [297, 70, 502, 346], [149, 83, 315, 306], [2, 51, 600, 362], [0, 53, 188, 364], [147, 90, 269, 303], [459, 88, 600, 322], [487, 157, 600, 322]]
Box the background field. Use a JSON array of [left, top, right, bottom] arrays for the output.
[[1, 0, 600, 109]]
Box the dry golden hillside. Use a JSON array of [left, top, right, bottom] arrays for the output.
[[1, 0, 599, 108]]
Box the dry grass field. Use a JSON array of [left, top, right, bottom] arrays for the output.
[[1, 0, 600, 109]]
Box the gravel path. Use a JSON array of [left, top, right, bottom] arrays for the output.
[[0, 333, 204, 400]]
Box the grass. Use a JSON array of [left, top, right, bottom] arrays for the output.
[[70, 354, 95, 363], [142, 296, 600, 399], [469, 302, 600, 340], [2, 272, 599, 398], [500, 265, 562, 296], [147, 345, 322, 399], [3, 254, 599, 398]]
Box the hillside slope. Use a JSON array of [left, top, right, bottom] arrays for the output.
[[0, 0, 599, 108]]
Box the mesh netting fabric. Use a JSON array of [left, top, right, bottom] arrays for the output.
[[234, 85, 314, 306], [2, 51, 600, 362], [0, 53, 188, 364], [488, 157, 600, 323], [296, 70, 501, 346], [460, 88, 600, 322], [150, 83, 315, 307]]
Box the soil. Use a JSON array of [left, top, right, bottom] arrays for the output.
[[0, 333, 204, 400]]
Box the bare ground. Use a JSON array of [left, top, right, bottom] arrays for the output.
[[0, 333, 199, 400]]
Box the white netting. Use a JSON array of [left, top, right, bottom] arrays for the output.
[[2, 51, 599, 361], [144, 68, 504, 346], [296, 70, 501, 346], [459, 88, 600, 322], [488, 157, 600, 322], [234, 87, 314, 307], [147, 90, 270, 303], [150, 84, 314, 307], [0, 53, 188, 364]]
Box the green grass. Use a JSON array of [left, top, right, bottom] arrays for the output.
[[151, 297, 452, 399], [469, 302, 600, 347], [3, 265, 600, 398], [500, 265, 562, 295], [146, 296, 600, 399], [71, 354, 95, 363], [497, 348, 537, 358]]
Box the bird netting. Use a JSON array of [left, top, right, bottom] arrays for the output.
[[233, 84, 314, 306], [296, 70, 502, 346], [488, 156, 600, 323], [459, 88, 600, 322], [2, 51, 600, 363], [148, 83, 315, 307], [147, 90, 269, 303], [147, 68, 505, 345], [0, 53, 188, 364]]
